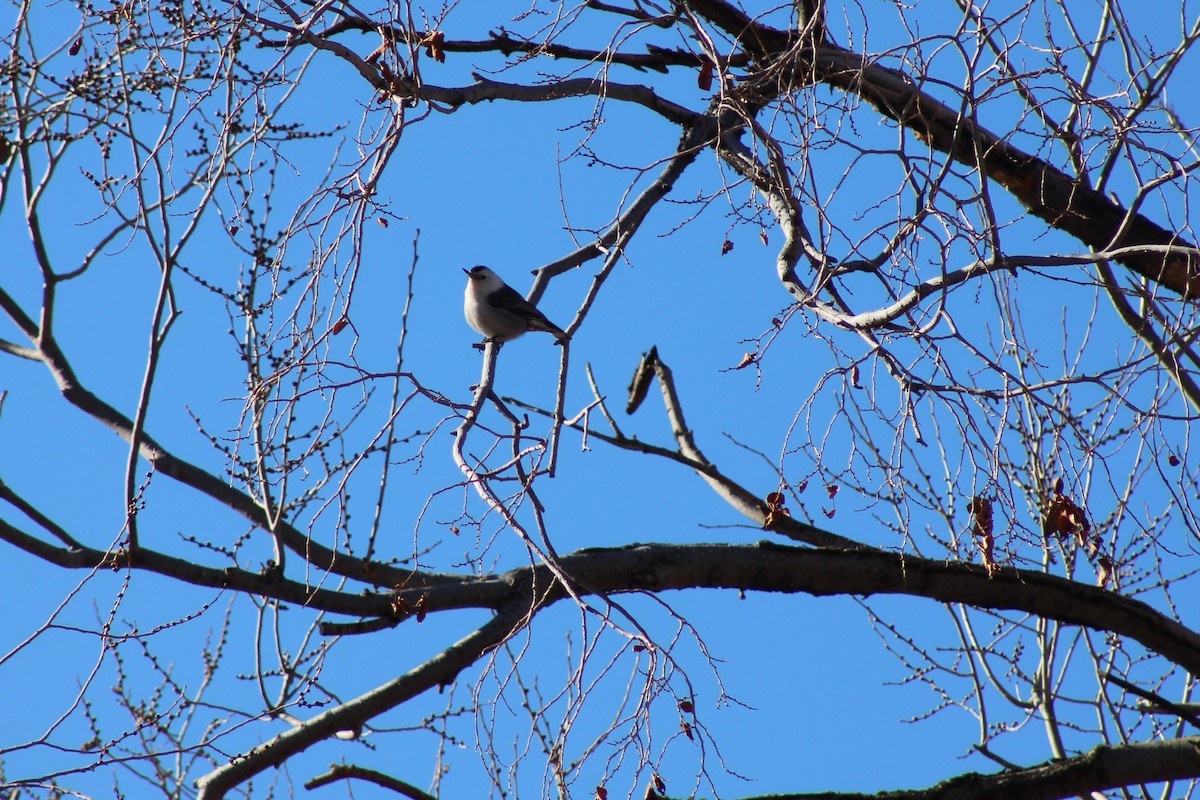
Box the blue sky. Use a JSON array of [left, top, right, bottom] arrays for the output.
[[2, 1, 1199, 798]]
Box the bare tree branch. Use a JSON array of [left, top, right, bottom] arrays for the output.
[[741, 736, 1200, 800]]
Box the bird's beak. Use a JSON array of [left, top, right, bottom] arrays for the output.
[[462, 268, 471, 275]]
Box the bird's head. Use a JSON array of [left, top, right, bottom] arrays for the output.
[[464, 265, 502, 291]]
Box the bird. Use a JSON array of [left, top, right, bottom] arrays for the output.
[[463, 266, 569, 343]]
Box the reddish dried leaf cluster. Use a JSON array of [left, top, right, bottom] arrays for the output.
[[422, 30, 446, 62], [763, 491, 790, 529], [1043, 478, 1115, 588], [968, 485, 1115, 587], [644, 774, 668, 799], [390, 591, 429, 621], [969, 496, 998, 577], [679, 697, 696, 740]]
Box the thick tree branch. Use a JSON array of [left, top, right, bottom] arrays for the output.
[[531, 118, 713, 292], [281, 18, 721, 73], [828, 248, 1199, 331], [8, 308, 412, 588], [402, 74, 702, 129], [522, 544, 1200, 676], [377, 542, 1200, 679], [183, 533, 1200, 798], [195, 606, 525, 800], [305, 764, 436, 799], [0, 514, 407, 616], [15, 504, 1186, 681], [741, 735, 1200, 800], [814, 45, 1200, 298], [1105, 672, 1200, 729], [684, 0, 1200, 297], [510, 347, 858, 549]]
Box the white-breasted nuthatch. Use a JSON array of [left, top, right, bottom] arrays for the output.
[[463, 266, 568, 343]]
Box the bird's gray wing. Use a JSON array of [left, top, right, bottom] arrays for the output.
[[490, 283, 547, 321], [489, 282, 567, 338]]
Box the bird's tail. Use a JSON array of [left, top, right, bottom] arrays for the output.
[[531, 317, 570, 342]]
